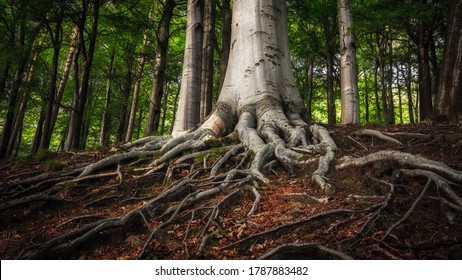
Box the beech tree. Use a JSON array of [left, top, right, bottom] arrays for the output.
[[337, 0, 359, 124], [5, 0, 462, 261], [171, 0, 204, 134]]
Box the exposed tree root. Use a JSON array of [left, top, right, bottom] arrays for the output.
[[355, 129, 403, 145], [221, 209, 354, 251], [2, 125, 462, 260], [260, 243, 353, 260]]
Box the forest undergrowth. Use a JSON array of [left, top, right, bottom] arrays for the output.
[[1, 123, 461, 260]]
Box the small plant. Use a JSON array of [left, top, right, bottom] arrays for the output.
[[44, 159, 64, 172], [34, 149, 54, 161]]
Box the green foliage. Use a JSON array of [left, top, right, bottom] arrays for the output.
[[0, 0, 451, 158]]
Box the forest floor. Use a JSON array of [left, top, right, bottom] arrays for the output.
[[1, 123, 462, 260]]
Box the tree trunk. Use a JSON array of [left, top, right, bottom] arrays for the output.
[[100, 50, 115, 147], [172, 0, 204, 135], [387, 39, 395, 124], [49, 24, 80, 144], [0, 60, 11, 103], [117, 43, 135, 142], [374, 59, 382, 123], [435, 0, 462, 121], [40, 20, 63, 151], [337, 0, 359, 125], [325, 20, 337, 125], [364, 71, 370, 123], [126, 19, 150, 142], [145, 0, 175, 136], [306, 59, 315, 122], [200, 0, 216, 121], [218, 0, 231, 93], [409, 20, 433, 121], [406, 57, 415, 124], [64, 48, 82, 151], [0, 24, 34, 159], [64, 0, 100, 151], [198, 0, 308, 138], [6, 52, 38, 158]]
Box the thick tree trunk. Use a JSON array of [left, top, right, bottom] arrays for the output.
[[337, 0, 360, 125], [145, 0, 175, 136], [200, 0, 216, 121], [199, 0, 308, 137], [172, 0, 204, 135], [435, 0, 462, 121], [0, 60, 11, 103], [409, 20, 433, 121]]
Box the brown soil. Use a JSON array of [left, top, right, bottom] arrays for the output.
[[1, 123, 461, 260]]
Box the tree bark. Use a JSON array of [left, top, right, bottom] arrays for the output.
[[49, 24, 80, 145], [435, 0, 462, 121], [325, 19, 337, 125], [126, 18, 150, 142], [387, 38, 395, 124], [6, 52, 39, 157], [172, 0, 204, 135], [40, 20, 63, 151], [409, 20, 433, 121], [145, 0, 176, 136], [100, 50, 115, 147], [117, 43, 135, 142], [337, 0, 360, 124], [200, 0, 216, 121], [64, 0, 100, 151], [0, 22, 36, 159], [198, 0, 308, 137], [218, 0, 231, 93]]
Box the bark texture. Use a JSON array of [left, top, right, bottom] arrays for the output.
[[337, 0, 360, 124], [435, 0, 462, 121], [172, 0, 204, 135]]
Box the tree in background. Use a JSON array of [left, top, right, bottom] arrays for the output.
[[435, 0, 462, 122], [338, 0, 360, 124], [171, 0, 204, 135]]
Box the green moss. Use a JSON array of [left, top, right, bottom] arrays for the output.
[[204, 136, 236, 148], [44, 159, 64, 172], [34, 149, 55, 161]]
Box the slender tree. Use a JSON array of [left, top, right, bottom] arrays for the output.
[[64, 0, 100, 151], [126, 9, 152, 142], [100, 50, 115, 146], [145, 0, 176, 136]]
